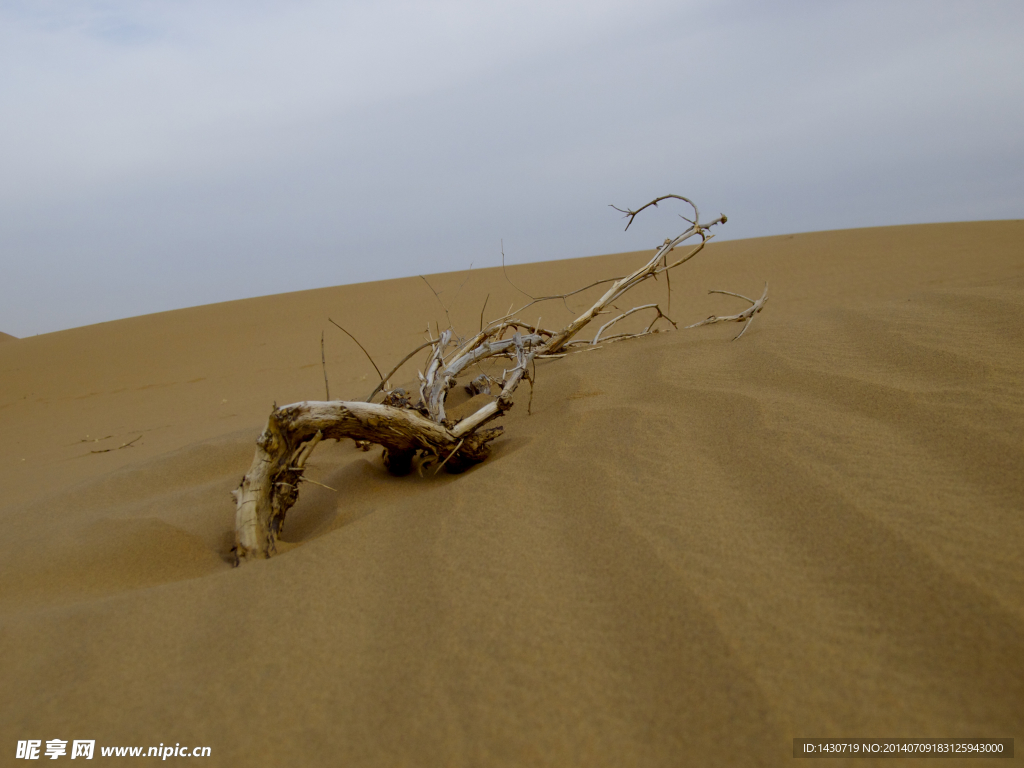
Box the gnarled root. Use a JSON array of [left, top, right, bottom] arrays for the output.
[[231, 401, 502, 563]]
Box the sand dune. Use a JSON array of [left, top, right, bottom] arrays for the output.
[[1, 222, 1022, 766], [0, 331, 17, 343]]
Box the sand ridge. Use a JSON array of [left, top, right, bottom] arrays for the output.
[[1, 221, 1022, 766]]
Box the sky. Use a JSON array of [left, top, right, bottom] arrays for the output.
[[1, 0, 1022, 337]]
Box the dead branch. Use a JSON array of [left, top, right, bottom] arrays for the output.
[[685, 283, 768, 340], [232, 195, 760, 563], [90, 435, 141, 454], [418, 275, 454, 332], [231, 402, 502, 561], [321, 331, 330, 401], [328, 318, 383, 381], [479, 294, 490, 332], [366, 338, 438, 403], [591, 304, 677, 345]]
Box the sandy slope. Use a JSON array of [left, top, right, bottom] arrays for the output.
[[1, 222, 1022, 766], [0, 331, 17, 343]]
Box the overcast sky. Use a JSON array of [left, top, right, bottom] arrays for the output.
[[1, 0, 1021, 337]]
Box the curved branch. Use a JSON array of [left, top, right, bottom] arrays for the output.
[[233, 194, 746, 563], [685, 283, 769, 340], [610, 194, 701, 231], [366, 338, 438, 402], [231, 400, 503, 562], [591, 304, 677, 345], [329, 318, 383, 382]]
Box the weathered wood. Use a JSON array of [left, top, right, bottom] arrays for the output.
[[231, 400, 501, 562], [685, 283, 769, 340], [232, 195, 759, 563]]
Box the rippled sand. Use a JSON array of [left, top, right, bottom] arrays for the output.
[[1, 221, 1021, 766]]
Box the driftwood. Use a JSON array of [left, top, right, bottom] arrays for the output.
[[232, 195, 759, 563], [685, 283, 769, 340]]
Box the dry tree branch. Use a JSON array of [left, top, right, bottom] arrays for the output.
[[531, 210, 725, 355], [610, 193, 702, 231], [328, 318, 384, 382], [232, 194, 758, 563], [479, 294, 490, 332], [419, 267, 474, 337], [501, 240, 535, 301], [448, 267, 474, 313], [366, 339, 438, 403], [321, 331, 330, 401], [90, 435, 142, 454], [685, 283, 769, 340], [591, 304, 677, 346]]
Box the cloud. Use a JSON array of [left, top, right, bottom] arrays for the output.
[[0, 0, 1021, 335]]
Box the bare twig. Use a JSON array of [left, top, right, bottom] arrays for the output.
[[366, 338, 438, 402], [90, 435, 141, 454], [479, 293, 490, 332], [526, 357, 536, 415], [321, 331, 330, 401], [328, 318, 383, 381], [501, 240, 534, 300], [301, 476, 338, 492], [433, 438, 466, 475], [591, 304, 677, 345], [449, 266, 474, 314], [419, 275, 456, 333], [665, 268, 672, 318], [610, 194, 704, 232], [685, 283, 768, 340]]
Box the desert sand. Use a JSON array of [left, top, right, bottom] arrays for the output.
[[0, 332, 17, 343], [1, 221, 1022, 766]]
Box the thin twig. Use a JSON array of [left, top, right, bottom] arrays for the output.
[[449, 265, 474, 315], [610, 194, 701, 232], [328, 318, 383, 381], [665, 267, 672, 318], [685, 283, 768, 340], [479, 293, 489, 332], [658, 238, 711, 272], [366, 338, 438, 402], [321, 331, 330, 401], [591, 304, 676, 345], [501, 240, 534, 300], [90, 435, 141, 454], [482, 276, 624, 333], [526, 358, 536, 415], [433, 438, 465, 475], [419, 275, 455, 332], [302, 477, 338, 492], [282, 474, 338, 492]]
